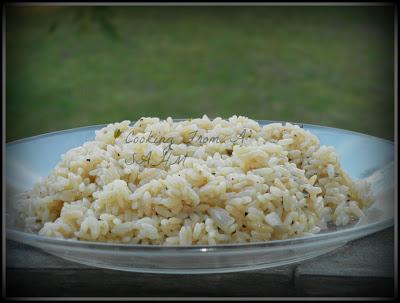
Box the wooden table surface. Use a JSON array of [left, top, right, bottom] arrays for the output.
[[6, 227, 395, 298]]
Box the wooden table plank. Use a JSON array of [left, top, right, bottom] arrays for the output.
[[6, 228, 394, 297], [293, 227, 394, 297]]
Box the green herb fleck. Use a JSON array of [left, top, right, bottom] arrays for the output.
[[114, 129, 122, 138]]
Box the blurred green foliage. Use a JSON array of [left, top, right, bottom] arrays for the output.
[[6, 6, 394, 142], [48, 7, 119, 40]]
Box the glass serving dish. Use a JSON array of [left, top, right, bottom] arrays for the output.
[[6, 120, 395, 274]]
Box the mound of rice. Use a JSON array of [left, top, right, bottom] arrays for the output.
[[16, 116, 373, 245]]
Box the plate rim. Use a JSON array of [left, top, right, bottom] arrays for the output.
[[6, 218, 394, 252], [6, 119, 395, 147]]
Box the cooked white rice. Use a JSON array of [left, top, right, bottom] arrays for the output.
[[15, 116, 373, 245]]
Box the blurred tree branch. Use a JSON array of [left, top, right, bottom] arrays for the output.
[[48, 7, 120, 41]]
